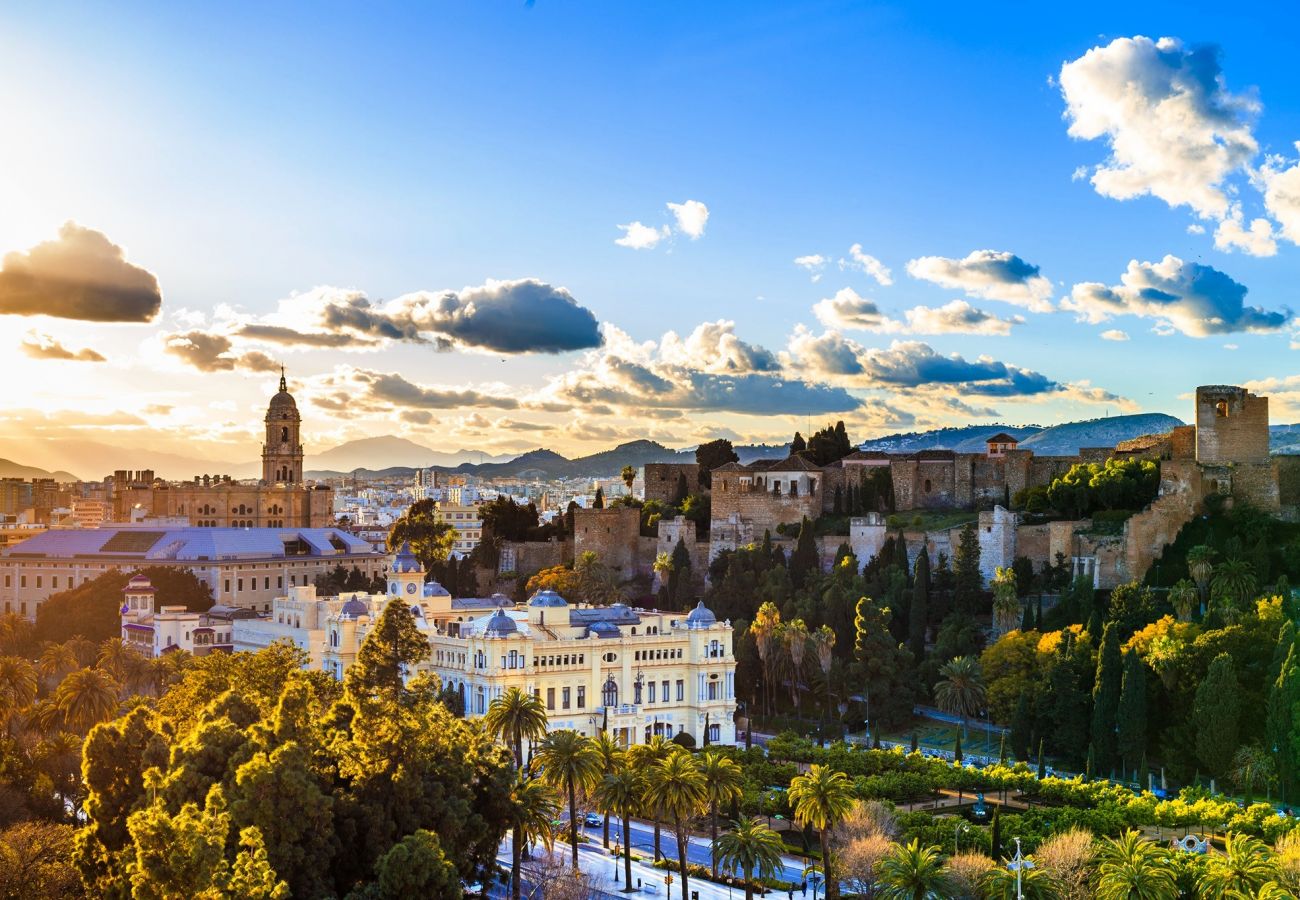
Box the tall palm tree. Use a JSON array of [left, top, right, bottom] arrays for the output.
[[506, 774, 559, 900], [645, 748, 707, 900], [531, 729, 602, 870], [34, 730, 82, 814], [875, 838, 952, 900], [716, 816, 785, 900], [485, 686, 549, 769], [750, 602, 782, 717], [1197, 832, 1280, 898], [628, 734, 674, 859], [1168, 579, 1197, 622], [810, 625, 836, 728], [37, 642, 78, 689], [1212, 559, 1257, 612], [699, 751, 744, 877], [788, 764, 854, 898], [590, 731, 622, 848], [621, 465, 636, 495], [991, 566, 1021, 636], [784, 619, 810, 715], [1187, 544, 1215, 615], [595, 766, 644, 890], [933, 656, 986, 739], [52, 667, 119, 733], [1093, 830, 1177, 900]]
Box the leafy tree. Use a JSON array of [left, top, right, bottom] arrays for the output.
[[696, 439, 739, 488], [1091, 622, 1122, 776], [790, 432, 807, 455], [0, 820, 80, 899], [716, 816, 785, 900], [355, 829, 462, 900], [1268, 644, 1300, 803], [805, 421, 854, 466], [344, 600, 430, 701], [1116, 648, 1147, 779], [1195, 652, 1242, 781], [788, 764, 854, 897], [34, 567, 213, 644], [387, 499, 456, 572], [227, 827, 291, 900], [673, 471, 690, 505], [852, 597, 917, 729]]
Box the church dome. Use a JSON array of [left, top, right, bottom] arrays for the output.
[[484, 609, 519, 637], [266, 371, 300, 417], [422, 580, 451, 598], [685, 600, 717, 627], [528, 589, 568, 608], [339, 598, 370, 618]]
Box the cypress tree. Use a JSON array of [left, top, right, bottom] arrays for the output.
[[791, 431, 806, 454], [1090, 622, 1122, 776], [789, 517, 820, 589], [673, 471, 689, 504], [1116, 648, 1147, 779], [1035, 593, 1044, 629], [1020, 602, 1034, 632], [593, 486, 605, 509], [953, 730, 962, 764], [1194, 653, 1241, 781], [1268, 643, 1300, 803], [998, 731, 1007, 766], [910, 732, 919, 753], [872, 732, 881, 750], [1010, 692, 1033, 762], [953, 523, 982, 614], [990, 806, 1002, 860], [908, 549, 930, 658], [832, 485, 843, 516], [1036, 739, 1046, 779], [1086, 742, 1095, 780]]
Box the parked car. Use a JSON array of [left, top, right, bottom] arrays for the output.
[[584, 813, 602, 827]]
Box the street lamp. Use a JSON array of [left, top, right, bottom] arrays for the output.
[[1007, 837, 1034, 900]]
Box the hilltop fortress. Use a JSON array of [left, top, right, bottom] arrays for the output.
[[497, 385, 1296, 593]]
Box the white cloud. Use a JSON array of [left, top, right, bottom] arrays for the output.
[[667, 200, 709, 239], [906, 249, 1053, 312], [1187, 223, 1206, 235], [1059, 35, 1258, 220], [1261, 151, 1300, 246], [1224, 343, 1239, 350], [901, 300, 1022, 336], [794, 254, 827, 283], [1062, 254, 1288, 336], [1214, 215, 1277, 257], [813, 288, 893, 331], [839, 244, 893, 286], [614, 221, 668, 250], [1100, 329, 1130, 341]]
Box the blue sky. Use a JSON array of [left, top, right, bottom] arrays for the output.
[[2, 2, 1299, 460]]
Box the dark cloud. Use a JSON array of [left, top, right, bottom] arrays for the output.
[[235, 324, 374, 348], [20, 332, 106, 362], [163, 331, 280, 373], [358, 369, 521, 410], [0, 222, 161, 322]]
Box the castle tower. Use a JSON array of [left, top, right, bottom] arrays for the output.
[[262, 368, 304, 484], [1194, 385, 1271, 465]]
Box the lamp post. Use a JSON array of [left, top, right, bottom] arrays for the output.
[[1007, 837, 1034, 900]]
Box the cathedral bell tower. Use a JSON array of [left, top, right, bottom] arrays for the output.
[[262, 368, 304, 484]]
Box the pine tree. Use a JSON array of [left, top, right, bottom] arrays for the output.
[[1090, 622, 1122, 776], [953, 523, 982, 614], [344, 600, 431, 701], [593, 487, 605, 509], [1116, 649, 1146, 780], [908, 549, 930, 659], [791, 432, 807, 454], [1194, 652, 1241, 781]]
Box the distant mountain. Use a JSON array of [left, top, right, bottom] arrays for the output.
[[311, 436, 515, 472], [1270, 424, 1300, 454], [0, 458, 78, 481], [734, 443, 793, 464], [859, 413, 1186, 457], [0, 439, 258, 482]]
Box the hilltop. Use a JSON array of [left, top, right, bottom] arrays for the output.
[[860, 413, 1186, 456]]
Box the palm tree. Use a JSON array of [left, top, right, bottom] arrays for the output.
[[653, 552, 674, 593], [1187, 544, 1215, 615], [53, 667, 119, 733], [595, 766, 644, 890], [788, 764, 854, 897], [621, 465, 636, 494], [506, 774, 559, 900], [933, 656, 986, 738], [590, 731, 622, 848], [531, 730, 603, 870], [1212, 559, 1257, 612], [699, 751, 744, 877], [34, 730, 83, 814], [810, 625, 836, 728], [750, 602, 782, 717], [1232, 744, 1276, 806], [1169, 579, 1198, 622], [0, 655, 38, 731], [876, 839, 952, 900], [716, 816, 785, 900], [991, 566, 1020, 636], [1197, 832, 1280, 898], [37, 642, 78, 689], [628, 734, 674, 860], [784, 619, 810, 714], [485, 686, 549, 769], [645, 749, 707, 900], [1094, 830, 1177, 900], [982, 862, 1062, 899]]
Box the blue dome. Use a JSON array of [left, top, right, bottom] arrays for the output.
[[484, 609, 519, 636], [422, 581, 450, 598], [587, 620, 621, 638], [340, 598, 370, 618], [529, 589, 568, 608], [391, 541, 422, 574], [685, 600, 717, 627]]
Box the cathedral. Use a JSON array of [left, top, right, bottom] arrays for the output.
[[110, 372, 335, 528]]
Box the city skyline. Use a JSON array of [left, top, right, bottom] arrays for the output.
[[4, 3, 1300, 467]]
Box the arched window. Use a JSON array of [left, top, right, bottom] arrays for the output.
[[923, 479, 932, 493], [602, 678, 618, 708], [281, 426, 290, 441], [1215, 400, 1229, 417]]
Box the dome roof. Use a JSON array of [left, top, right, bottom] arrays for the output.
[[339, 598, 370, 618], [391, 542, 423, 573], [587, 620, 621, 638], [123, 575, 155, 594], [267, 371, 298, 413], [685, 600, 717, 627], [484, 609, 519, 637], [528, 589, 569, 608], [422, 581, 450, 598]]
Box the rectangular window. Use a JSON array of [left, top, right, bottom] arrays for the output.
[[562, 687, 571, 710], [648, 682, 656, 703], [577, 686, 586, 709], [662, 680, 669, 702], [52, 576, 58, 589], [676, 680, 684, 702], [264, 577, 269, 589], [35, 576, 41, 589], [546, 688, 555, 711], [224, 580, 230, 593], [278, 576, 283, 589], [237, 578, 243, 591], [3, 575, 8, 588]]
